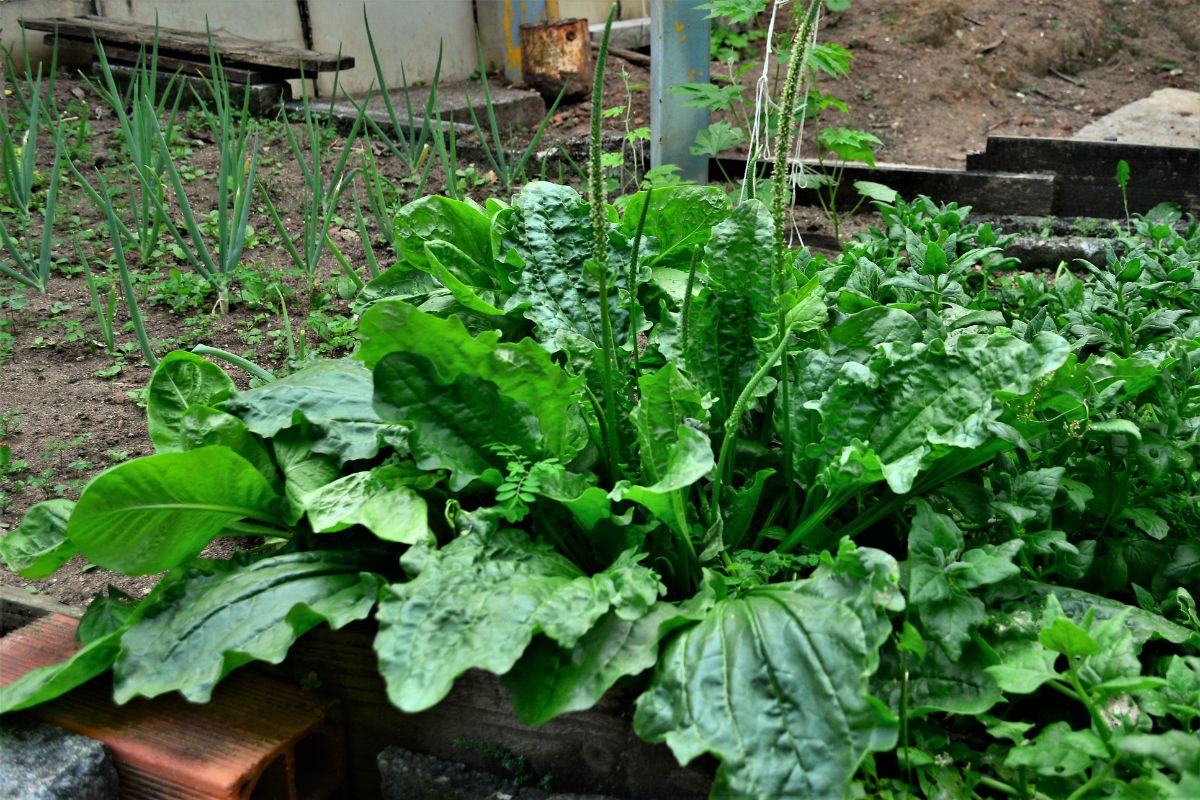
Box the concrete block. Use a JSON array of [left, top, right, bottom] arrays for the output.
[[313, 79, 546, 138], [1074, 88, 1200, 149], [0, 716, 118, 800], [589, 17, 651, 51]]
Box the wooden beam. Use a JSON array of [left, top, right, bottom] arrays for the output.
[[966, 135, 1199, 217], [712, 157, 1057, 216], [47, 35, 286, 84], [22, 15, 352, 73]]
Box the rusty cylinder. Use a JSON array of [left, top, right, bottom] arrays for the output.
[[519, 18, 593, 101]]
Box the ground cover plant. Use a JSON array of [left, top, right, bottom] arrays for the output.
[[1, 3, 1199, 799]]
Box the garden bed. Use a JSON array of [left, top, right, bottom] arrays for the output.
[[1, 3, 1199, 799]]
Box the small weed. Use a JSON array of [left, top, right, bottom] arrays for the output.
[[0, 409, 22, 438], [148, 268, 213, 313]]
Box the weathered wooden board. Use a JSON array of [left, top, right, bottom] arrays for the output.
[[266, 621, 714, 800], [46, 35, 281, 84], [23, 16, 352, 74], [712, 157, 1057, 216], [966, 135, 1200, 217]]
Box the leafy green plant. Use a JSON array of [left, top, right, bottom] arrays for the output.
[[0, 132, 62, 291], [463, 34, 568, 193], [80, 31, 186, 264], [0, 61, 48, 220], [2, 8, 1197, 800], [149, 40, 258, 313], [1117, 158, 1132, 226], [259, 68, 362, 288]]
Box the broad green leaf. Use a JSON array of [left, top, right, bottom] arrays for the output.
[[0, 499, 75, 579], [0, 630, 123, 714], [816, 332, 1069, 495], [612, 425, 714, 534], [631, 364, 708, 484], [1026, 583, 1200, 649], [919, 596, 987, 661], [356, 300, 586, 459], [302, 469, 432, 545], [691, 120, 744, 157], [634, 584, 896, 799], [373, 351, 546, 491], [1039, 616, 1099, 658], [1118, 731, 1200, 776], [422, 240, 505, 314], [67, 447, 283, 575], [500, 182, 622, 360], [393, 194, 494, 280], [880, 640, 1003, 716], [853, 180, 898, 203], [146, 351, 236, 452], [990, 467, 1064, 528], [506, 581, 717, 726], [76, 586, 137, 644], [271, 426, 341, 522], [375, 530, 661, 713], [223, 359, 407, 464], [115, 551, 383, 703], [985, 640, 1061, 694], [906, 503, 1021, 658], [1091, 418, 1142, 439], [1003, 721, 1106, 777], [179, 405, 280, 490], [1123, 506, 1169, 541], [619, 185, 730, 267], [684, 200, 776, 420]]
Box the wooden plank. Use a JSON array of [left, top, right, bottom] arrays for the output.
[[713, 157, 1057, 216], [23, 15, 352, 73], [47, 35, 282, 84], [263, 621, 713, 800], [966, 135, 1200, 217]]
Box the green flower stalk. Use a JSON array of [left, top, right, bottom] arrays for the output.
[[771, 0, 822, 495], [590, 3, 624, 479]]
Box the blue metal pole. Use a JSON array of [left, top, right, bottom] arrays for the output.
[[497, 0, 550, 82], [650, 0, 710, 183]]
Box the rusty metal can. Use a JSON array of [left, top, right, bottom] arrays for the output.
[[519, 18, 593, 100]]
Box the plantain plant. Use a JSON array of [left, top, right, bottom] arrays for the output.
[[2, 5, 1197, 800]]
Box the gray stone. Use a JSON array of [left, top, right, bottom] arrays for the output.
[[0, 716, 118, 800], [1073, 88, 1200, 149]]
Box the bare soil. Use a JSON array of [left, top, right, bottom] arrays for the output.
[[1, 0, 1196, 606]]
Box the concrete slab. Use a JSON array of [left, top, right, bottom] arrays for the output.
[[1073, 88, 1200, 148], [306, 79, 547, 138], [589, 17, 651, 51]]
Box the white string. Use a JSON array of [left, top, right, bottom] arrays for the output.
[[741, 0, 786, 202], [742, 2, 823, 245]]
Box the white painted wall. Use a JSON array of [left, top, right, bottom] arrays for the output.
[[2, 0, 647, 95], [308, 0, 477, 95], [559, 0, 650, 23], [0, 0, 91, 67], [3, 0, 478, 95]]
